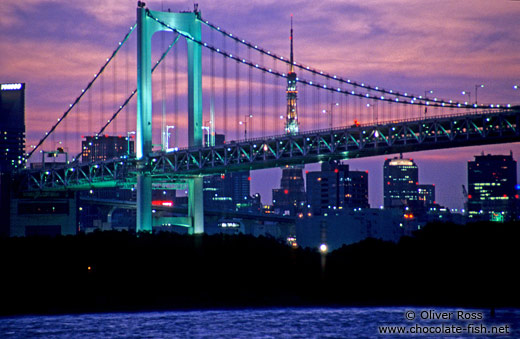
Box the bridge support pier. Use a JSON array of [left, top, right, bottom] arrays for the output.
[[188, 177, 204, 234], [136, 172, 152, 233]]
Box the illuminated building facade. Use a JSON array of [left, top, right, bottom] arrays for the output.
[[467, 153, 518, 221], [306, 161, 369, 215], [203, 171, 251, 212], [272, 165, 306, 216], [383, 156, 419, 208], [418, 184, 435, 206], [285, 16, 299, 134], [203, 134, 252, 211], [0, 83, 25, 173], [82, 135, 134, 163]]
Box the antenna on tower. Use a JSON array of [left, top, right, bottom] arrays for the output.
[[290, 14, 294, 72]]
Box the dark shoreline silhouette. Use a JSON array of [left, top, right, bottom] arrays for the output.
[[1, 221, 518, 316]]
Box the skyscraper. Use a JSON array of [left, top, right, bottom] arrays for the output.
[[306, 161, 368, 215], [418, 184, 435, 206], [0, 83, 25, 173], [82, 135, 134, 162], [383, 156, 419, 208], [203, 171, 251, 212], [272, 165, 306, 216], [285, 15, 299, 134], [467, 152, 518, 221], [203, 134, 252, 211]]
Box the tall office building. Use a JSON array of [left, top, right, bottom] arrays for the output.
[[203, 171, 251, 211], [467, 152, 518, 221], [0, 83, 25, 173], [418, 184, 435, 206], [203, 134, 252, 211], [306, 161, 368, 215], [272, 165, 306, 216], [383, 156, 419, 208], [82, 135, 134, 162]]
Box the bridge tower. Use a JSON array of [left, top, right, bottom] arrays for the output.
[[136, 3, 204, 233]]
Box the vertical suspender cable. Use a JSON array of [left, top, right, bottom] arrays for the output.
[[261, 54, 266, 137], [161, 31, 166, 150], [235, 40, 240, 140], [222, 36, 228, 138], [248, 47, 252, 139], [100, 75, 105, 132], [113, 56, 117, 134], [173, 41, 178, 147]]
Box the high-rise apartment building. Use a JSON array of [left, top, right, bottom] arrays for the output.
[[467, 152, 518, 221], [306, 161, 369, 215], [383, 156, 419, 208], [0, 83, 25, 173], [272, 165, 306, 216], [82, 135, 134, 163]]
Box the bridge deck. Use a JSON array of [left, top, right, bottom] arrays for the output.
[[17, 108, 520, 191]]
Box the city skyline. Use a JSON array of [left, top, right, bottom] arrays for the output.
[[1, 0, 519, 209]]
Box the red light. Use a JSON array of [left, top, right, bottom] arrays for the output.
[[248, 176, 251, 181], [468, 194, 472, 199], [516, 195, 519, 199], [334, 168, 339, 173], [433, 201, 436, 204], [152, 200, 173, 207], [503, 194, 508, 198], [365, 170, 368, 173], [387, 181, 391, 185], [221, 174, 225, 179], [284, 189, 289, 194], [416, 182, 419, 185], [305, 170, 309, 174]]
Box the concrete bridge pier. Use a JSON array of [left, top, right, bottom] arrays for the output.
[[188, 177, 204, 234]]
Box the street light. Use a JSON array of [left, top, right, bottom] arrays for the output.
[[322, 102, 339, 129], [239, 114, 253, 139], [202, 121, 210, 147], [127, 131, 135, 155], [165, 125, 175, 151], [475, 84, 484, 105], [424, 90, 433, 117], [461, 90, 471, 105]]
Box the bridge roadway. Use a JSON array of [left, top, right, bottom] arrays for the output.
[[17, 107, 520, 192]]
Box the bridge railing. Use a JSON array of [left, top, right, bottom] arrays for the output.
[[161, 107, 515, 154]]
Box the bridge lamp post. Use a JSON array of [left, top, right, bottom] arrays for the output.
[[202, 122, 210, 147], [322, 102, 339, 129], [475, 84, 484, 106], [239, 114, 253, 140], [461, 90, 471, 106], [126, 131, 135, 156], [165, 125, 175, 151], [424, 90, 433, 117]]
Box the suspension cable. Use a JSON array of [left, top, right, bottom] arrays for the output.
[[199, 17, 510, 109], [71, 33, 180, 162], [147, 11, 510, 112], [26, 24, 137, 161]]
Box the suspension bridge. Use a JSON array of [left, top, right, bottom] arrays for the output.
[[13, 4, 520, 235]]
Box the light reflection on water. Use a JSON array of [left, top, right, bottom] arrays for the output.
[[1, 307, 518, 338]]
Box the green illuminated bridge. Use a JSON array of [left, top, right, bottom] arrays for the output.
[[17, 5, 520, 234], [18, 107, 520, 192]]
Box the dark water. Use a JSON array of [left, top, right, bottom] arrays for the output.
[[1, 307, 518, 338]]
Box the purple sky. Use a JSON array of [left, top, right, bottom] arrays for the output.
[[1, 0, 520, 209]]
